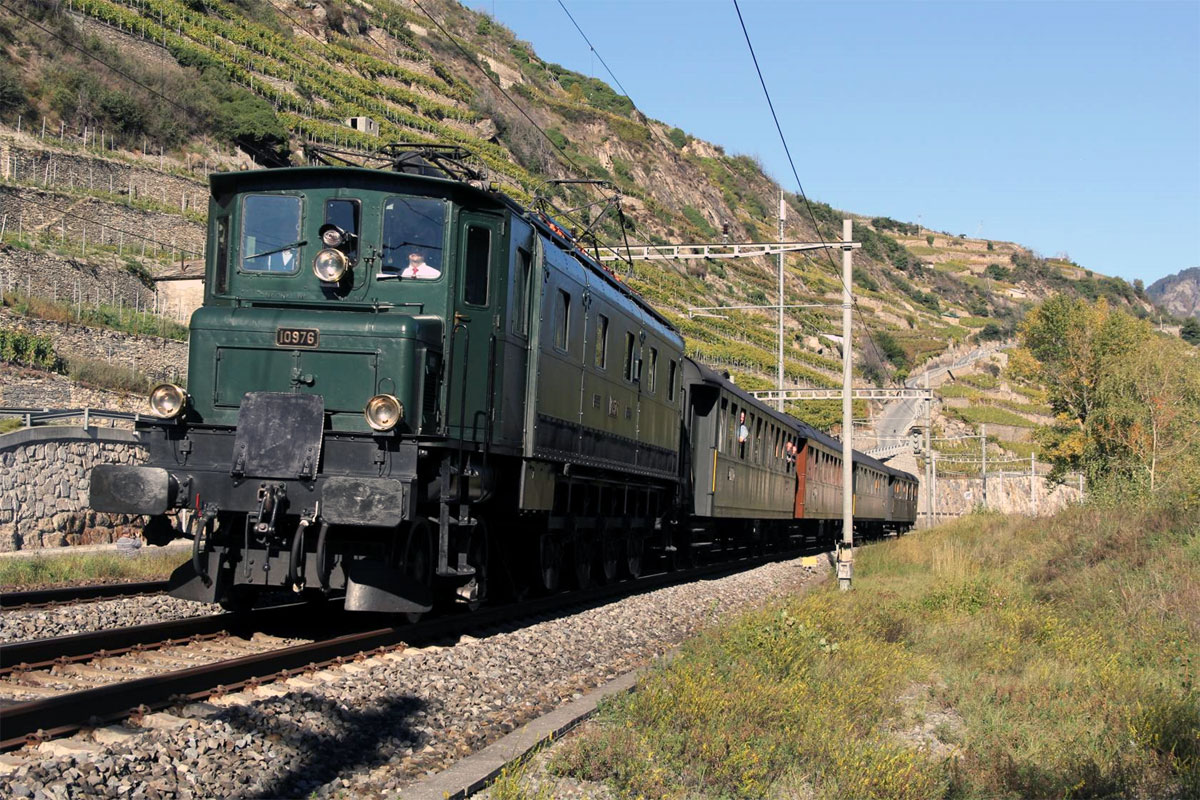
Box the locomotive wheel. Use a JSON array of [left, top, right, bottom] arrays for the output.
[[624, 529, 645, 579], [402, 519, 434, 623], [598, 522, 620, 584], [572, 535, 594, 589], [537, 533, 561, 593]]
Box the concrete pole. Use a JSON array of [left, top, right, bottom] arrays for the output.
[[839, 219, 854, 591], [777, 190, 785, 411], [1030, 453, 1037, 516], [924, 371, 932, 528], [980, 423, 987, 509], [931, 451, 938, 525]]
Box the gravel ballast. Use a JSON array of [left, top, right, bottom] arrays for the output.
[[0, 596, 219, 644], [0, 556, 828, 799]]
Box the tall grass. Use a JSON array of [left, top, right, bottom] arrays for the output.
[[553, 506, 1199, 798], [0, 547, 190, 589]]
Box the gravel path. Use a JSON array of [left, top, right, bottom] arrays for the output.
[[0, 556, 827, 799], [0, 595, 218, 644]]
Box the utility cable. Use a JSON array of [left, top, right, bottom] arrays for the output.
[[554, 0, 632, 101], [410, 0, 586, 177], [730, 0, 887, 371]]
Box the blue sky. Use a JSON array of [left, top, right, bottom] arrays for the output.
[[463, 0, 1200, 286]]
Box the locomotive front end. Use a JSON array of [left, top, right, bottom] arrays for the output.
[[89, 166, 463, 613]]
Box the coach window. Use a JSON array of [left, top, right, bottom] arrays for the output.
[[668, 360, 678, 403], [623, 332, 637, 382], [554, 289, 571, 351], [241, 194, 302, 273], [594, 314, 609, 369], [647, 347, 658, 393], [726, 403, 736, 453], [512, 249, 532, 337], [718, 399, 728, 453]]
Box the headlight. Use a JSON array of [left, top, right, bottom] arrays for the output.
[[364, 394, 403, 431], [321, 227, 344, 248], [313, 248, 349, 282], [148, 383, 187, 419]]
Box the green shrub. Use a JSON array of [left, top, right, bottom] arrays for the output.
[[0, 328, 62, 371], [681, 205, 717, 238], [666, 127, 688, 148]]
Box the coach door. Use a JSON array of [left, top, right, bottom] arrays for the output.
[[448, 212, 501, 443], [794, 441, 808, 517]]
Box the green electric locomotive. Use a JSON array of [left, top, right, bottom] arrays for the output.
[[90, 146, 686, 613]]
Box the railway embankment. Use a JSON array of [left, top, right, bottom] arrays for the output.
[[518, 505, 1198, 799]]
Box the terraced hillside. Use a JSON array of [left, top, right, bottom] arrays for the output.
[[0, 0, 1167, 435]]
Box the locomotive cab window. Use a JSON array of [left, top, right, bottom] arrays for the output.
[[554, 289, 571, 351], [241, 194, 302, 273], [380, 196, 445, 279], [463, 225, 491, 305], [324, 199, 359, 262], [513, 249, 532, 337]]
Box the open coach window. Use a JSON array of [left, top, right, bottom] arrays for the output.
[[241, 195, 302, 273], [380, 196, 446, 280]]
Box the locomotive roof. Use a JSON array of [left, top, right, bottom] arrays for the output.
[[209, 166, 678, 335], [687, 358, 917, 482]]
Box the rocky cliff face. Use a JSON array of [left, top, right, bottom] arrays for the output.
[[1147, 267, 1200, 319]]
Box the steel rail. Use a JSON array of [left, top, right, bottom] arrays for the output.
[[0, 580, 171, 610], [0, 604, 307, 672], [0, 546, 827, 750]]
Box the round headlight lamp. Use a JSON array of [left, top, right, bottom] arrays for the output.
[[148, 383, 187, 419], [313, 248, 349, 282], [321, 226, 345, 248], [364, 394, 404, 432]]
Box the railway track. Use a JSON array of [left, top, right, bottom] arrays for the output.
[[0, 546, 824, 751], [0, 580, 171, 610]]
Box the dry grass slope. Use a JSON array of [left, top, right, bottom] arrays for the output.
[[552, 506, 1199, 798]]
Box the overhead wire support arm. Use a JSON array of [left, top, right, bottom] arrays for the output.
[[751, 388, 934, 402], [596, 240, 860, 262]]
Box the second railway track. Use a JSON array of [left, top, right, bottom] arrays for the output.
[[0, 580, 171, 610]]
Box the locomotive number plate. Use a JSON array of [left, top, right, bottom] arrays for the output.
[[276, 327, 319, 348]]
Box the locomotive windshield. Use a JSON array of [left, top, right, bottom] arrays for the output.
[[241, 194, 303, 273], [380, 196, 446, 280]]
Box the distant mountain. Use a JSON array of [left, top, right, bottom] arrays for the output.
[[1147, 268, 1200, 319]]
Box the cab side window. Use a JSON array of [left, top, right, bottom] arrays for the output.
[[464, 225, 491, 305], [554, 289, 571, 351]]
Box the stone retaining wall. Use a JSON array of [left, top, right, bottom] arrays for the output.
[[0, 363, 144, 412], [0, 184, 205, 257], [0, 136, 209, 214], [0, 310, 188, 384], [0, 427, 146, 551]]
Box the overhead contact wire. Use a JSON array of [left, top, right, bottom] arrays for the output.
[[730, 0, 887, 369]]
